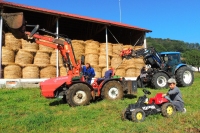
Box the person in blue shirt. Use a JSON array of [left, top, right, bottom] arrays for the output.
[[82, 63, 95, 84]]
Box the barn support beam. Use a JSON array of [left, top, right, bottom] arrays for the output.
[[0, 8, 3, 78], [56, 18, 59, 77]]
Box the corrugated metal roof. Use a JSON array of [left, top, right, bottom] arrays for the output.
[[0, 1, 152, 32]]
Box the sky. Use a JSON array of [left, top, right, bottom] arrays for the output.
[[5, 0, 200, 44]]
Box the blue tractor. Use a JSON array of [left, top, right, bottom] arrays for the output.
[[121, 47, 194, 89]]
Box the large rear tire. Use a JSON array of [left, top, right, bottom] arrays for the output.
[[161, 103, 176, 117], [131, 108, 146, 122], [175, 66, 194, 87], [151, 72, 169, 89], [66, 83, 91, 107], [101, 81, 123, 100]]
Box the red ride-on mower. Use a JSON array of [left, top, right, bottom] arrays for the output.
[[121, 89, 176, 122]]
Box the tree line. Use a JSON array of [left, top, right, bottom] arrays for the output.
[[146, 37, 200, 71]]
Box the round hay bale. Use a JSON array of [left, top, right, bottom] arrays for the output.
[[115, 68, 125, 77], [21, 39, 39, 52], [134, 45, 144, 50], [111, 55, 122, 69], [5, 33, 22, 50], [98, 54, 111, 67], [123, 45, 133, 50], [2, 47, 15, 65], [34, 51, 50, 67], [15, 49, 34, 66], [72, 41, 86, 61], [93, 65, 102, 78], [60, 66, 68, 76], [99, 43, 113, 56], [125, 68, 137, 77], [85, 53, 99, 66], [22, 64, 39, 78], [4, 64, 22, 79], [50, 50, 64, 66], [135, 69, 141, 77], [39, 35, 54, 52], [40, 65, 56, 78], [85, 40, 99, 54], [101, 67, 107, 77], [134, 58, 144, 64], [112, 43, 123, 56]]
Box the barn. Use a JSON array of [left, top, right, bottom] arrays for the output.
[[0, 1, 151, 87]]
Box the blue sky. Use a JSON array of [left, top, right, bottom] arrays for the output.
[[5, 0, 200, 43]]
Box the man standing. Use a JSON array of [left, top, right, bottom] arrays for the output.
[[82, 63, 95, 84], [162, 78, 186, 113]]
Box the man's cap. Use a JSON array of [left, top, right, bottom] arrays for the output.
[[168, 78, 177, 84]]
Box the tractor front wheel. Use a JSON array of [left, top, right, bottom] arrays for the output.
[[66, 83, 91, 107], [101, 81, 123, 100], [161, 103, 176, 117], [151, 72, 169, 89], [131, 108, 146, 122]]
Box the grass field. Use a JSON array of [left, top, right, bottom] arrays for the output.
[[0, 73, 200, 133]]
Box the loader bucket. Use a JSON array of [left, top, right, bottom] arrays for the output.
[[1, 12, 26, 39]]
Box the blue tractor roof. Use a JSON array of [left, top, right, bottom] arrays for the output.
[[159, 52, 180, 55]]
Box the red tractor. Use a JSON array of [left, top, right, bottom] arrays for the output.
[[121, 89, 176, 122], [2, 12, 131, 106]]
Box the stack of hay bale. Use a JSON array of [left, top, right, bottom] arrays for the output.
[[1, 32, 145, 79]]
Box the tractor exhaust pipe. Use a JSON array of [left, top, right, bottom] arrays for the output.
[[1, 12, 27, 39]]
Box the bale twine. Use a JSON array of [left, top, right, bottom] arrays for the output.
[[99, 43, 113, 56], [4, 64, 22, 79], [85, 53, 99, 66], [5, 33, 22, 50], [2, 47, 15, 65], [39, 35, 54, 52], [40, 65, 56, 78], [123, 45, 133, 50], [93, 65, 102, 78], [134, 45, 144, 50], [60, 66, 68, 76], [50, 50, 64, 67], [115, 68, 125, 77], [85, 40, 99, 54], [112, 43, 123, 56], [98, 54, 111, 67], [15, 49, 34, 66], [111, 55, 122, 69], [21, 39, 39, 52], [34, 51, 50, 67], [22, 64, 39, 78]]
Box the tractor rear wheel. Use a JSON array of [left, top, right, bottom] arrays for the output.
[[161, 103, 176, 117], [66, 83, 91, 107], [121, 108, 128, 121], [131, 108, 146, 122], [101, 81, 123, 100], [175, 66, 194, 87], [151, 72, 169, 89]]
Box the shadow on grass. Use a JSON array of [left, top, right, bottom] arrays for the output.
[[49, 99, 67, 106], [123, 94, 137, 99]]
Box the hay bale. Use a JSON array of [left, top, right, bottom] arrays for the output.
[[34, 51, 50, 67], [21, 39, 39, 52], [5, 33, 22, 50], [99, 43, 113, 56], [4, 64, 22, 79], [125, 68, 137, 77], [39, 35, 54, 52], [72, 40, 86, 61], [50, 50, 64, 66], [112, 43, 123, 56], [60, 66, 68, 76], [111, 55, 122, 69], [101, 67, 107, 77], [85, 53, 99, 66], [15, 49, 34, 66], [40, 65, 56, 78], [93, 65, 102, 78], [85, 40, 99, 54], [2, 47, 15, 65], [22, 64, 39, 78], [98, 54, 111, 67], [123, 45, 133, 50], [134, 45, 144, 50], [115, 68, 125, 77]]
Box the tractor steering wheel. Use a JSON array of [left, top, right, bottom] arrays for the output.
[[143, 89, 151, 95], [29, 25, 39, 37]]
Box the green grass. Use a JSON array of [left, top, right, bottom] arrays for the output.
[[0, 73, 200, 133]]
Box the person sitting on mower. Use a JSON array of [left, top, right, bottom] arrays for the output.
[[97, 68, 114, 84], [162, 78, 186, 113], [82, 63, 95, 84]]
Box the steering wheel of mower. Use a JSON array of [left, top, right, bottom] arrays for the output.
[[29, 25, 39, 37], [143, 89, 151, 95]]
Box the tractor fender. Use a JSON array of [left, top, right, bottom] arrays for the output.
[[71, 81, 94, 91], [174, 63, 187, 73]]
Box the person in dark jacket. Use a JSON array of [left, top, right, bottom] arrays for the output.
[[162, 78, 186, 113], [82, 63, 95, 84]]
